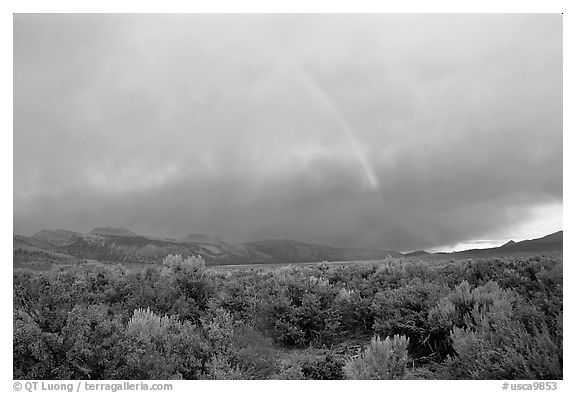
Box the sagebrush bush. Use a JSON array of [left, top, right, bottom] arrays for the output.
[[160, 254, 213, 320], [372, 279, 448, 357], [13, 255, 562, 380], [124, 307, 209, 379], [440, 299, 561, 379], [127, 307, 175, 339], [187, 306, 281, 379], [344, 335, 409, 379], [427, 280, 516, 359], [301, 354, 345, 380], [271, 362, 304, 380], [162, 254, 205, 272], [427, 280, 562, 379], [443, 323, 561, 379], [13, 310, 60, 379], [62, 304, 126, 379], [205, 353, 244, 380]]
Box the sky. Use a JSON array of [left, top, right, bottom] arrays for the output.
[[13, 14, 562, 252]]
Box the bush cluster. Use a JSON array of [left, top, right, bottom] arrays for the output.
[[14, 254, 562, 379]]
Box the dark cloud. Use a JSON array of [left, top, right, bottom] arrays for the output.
[[13, 14, 562, 251]]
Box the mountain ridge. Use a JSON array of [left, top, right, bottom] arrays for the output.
[[89, 227, 141, 238], [13, 228, 563, 268]]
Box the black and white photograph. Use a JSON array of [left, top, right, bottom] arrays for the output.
[[11, 11, 564, 383]]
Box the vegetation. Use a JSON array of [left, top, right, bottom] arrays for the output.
[[344, 335, 409, 379], [13, 254, 562, 379]]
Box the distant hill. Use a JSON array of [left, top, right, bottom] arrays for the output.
[[32, 229, 81, 246], [89, 227, 141, 237], [405, 250, 430, 257], [501, 240, 516, 248], [14, 228, 398, 266], [14, 234, 57, 251], [245, 239, 402, 264], [12, 227, 562, 268], [499, 231, 562, 253], [450, 231, 562, 258], [179, 234, 225, 245]]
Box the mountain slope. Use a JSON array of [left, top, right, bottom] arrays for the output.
[[501, 240, 516, 248], [451, 231, 562, 257], [180, 234, 225, 245], [31, 229, 81, 246], [501, 231, 562, 253], [17, 228, 401, 266], [404, 250, 430, 257], [245, 239, 403, 263], [13, 228, 563, 268], [89, 227, 141, 237]]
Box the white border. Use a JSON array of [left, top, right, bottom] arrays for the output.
[[3, 1, 572, 392]]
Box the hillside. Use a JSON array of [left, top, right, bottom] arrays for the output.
[[509, 231, 563, 252], [14, 228, 397, 267], [31, 229, 80, 246], [246, 239, 402, 263], [404, 250, 430, 257], [89, 227, 141, 237], [13, 228, 563, 268], [179, 234, 225, 244], [450, 231, 563, 258]]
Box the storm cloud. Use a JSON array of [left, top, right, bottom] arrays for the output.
[[13, 14, 562, 251]]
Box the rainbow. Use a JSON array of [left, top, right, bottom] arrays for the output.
[[279, 54, 379, 190]]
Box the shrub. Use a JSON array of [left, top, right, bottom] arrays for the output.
[[126, 307, 175, 338], [440, 299, 562, 379], [443, 322, 561, 379], [160, 255, 213, 321], [301, 354, 345, 380], [61, 304, 126, 379], [203, 308, 279, 379], [12, 254, 563, 380], [205, 353, 244, 380], [13, 310, 63, 379], [372, 279, 447, 358], [427, 280, 515, 358], [344, 335, 409, 379], [271, 361, 304, 380], [123, 308, 210, 379], [262, 272, 342, 348], [427, 280, 562, 379], [162, 254, 205, 272]]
